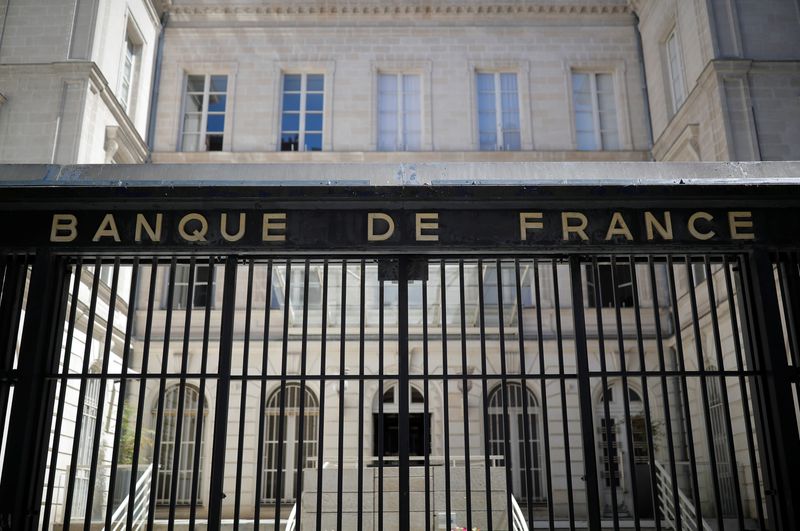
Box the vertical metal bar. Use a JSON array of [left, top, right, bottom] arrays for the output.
[[335, 260, 347, 531], [723, 256, 766, 530], [147, 257, 178, 530], [61, 257, 102, 528], [609, 256, 641, 531], [646, 256, 682, 530], [665, 256, 704, 530], [628, 256, 662, 531], [0, 251, 68, 530], [233, 259, 254, 529], [702, 256, 746, 528], [590, 257, 620, 531], [684, 257, 725, 530], [458, 260, 473, 530], [495, 259, 515, 530], [207, 256, 238, 529], [532, 259, 554, 530], [513, 259, 534, 529], [254, 260, 274, 528], [421, 268, 430, 531], [41, 259, 83, 529], [189, 256, 215, 529], [104, 258, 140, 531], [378, 276, 386, 531], [398, 257, 410, 531], [314, 260, 328, 531], [357, 260, 365, 530], [168, 258, 196, 529], [296, 259, 312, 531], [552, 260, 575, 531], [273, 259, 292, 525], [741, 250, 800, 530], [568, 256, 601, 530], [439, 261, 452, 529], [476, 259, 494, 531], [127, 257, 159, 531]]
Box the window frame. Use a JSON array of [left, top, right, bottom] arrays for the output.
[[167, 263, 215, 310], [279, 72, 325, 152], [118, 13, 144, 115], [178, 73, 229, 152], [665, 28, 687, 115], [476, 71, 522, 151]]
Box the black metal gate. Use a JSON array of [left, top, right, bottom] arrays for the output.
[[0, 184, 798, 531]]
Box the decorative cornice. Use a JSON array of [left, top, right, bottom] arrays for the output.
[[165, 3, 631, 18]]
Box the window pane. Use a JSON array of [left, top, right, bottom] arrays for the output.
[[480, 133, 497, 151], [404, 111, 420, 134], [207, 94, 226, 112], [598, 110, 618, 133], [306, 93, 323, 112], [304, 133, 322, 151], [500, 73, 517, 92], [404, 132, 421, 151], [502, 111, 519, 130], [281, 113, 300, 133], [601, 131, 620, 150], [182, 133, 200, 152], [283, 74, 301, 91], [307, 74, 324, 91], [477, 73, 494, 92], [501, 91, 518, 111], [573, 92, 592, 112], [478, 92, 495, 113], [503, 131, 521, 150], [576, 131, 596, 151], [282, 93, 300, 112], [206, 134, 223, 151], [403, 74, 420, 93], [183, 113, 202, 134], [281, 134, 299, 151], [186, 75, 205, 92], [403, 90, 420, 113], [479, 112, 496, 134], [185, 93, 203, 113], [378, 132, 396, 151], [210, 75, 227, 92], [379, 74, 397, 92], [206, 114, 225, 133], [572, 73, 590, 93], [596, 73, 613, 92], [305, 113, 323, 132]]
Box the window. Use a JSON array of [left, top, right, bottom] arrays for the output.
[[119, 36, 139, 112], [72, 376, 101, 516], [155, 386, 207, 505], [586, 263, 633, 308], [263, 384, 319, 502], [180, 74, 227, 152], [280, 74, 324, 152], [378, 73, 421, 151], [477, 72, 520, 151], [666, 30, 687, 114], [172, 263, 213, 309], [572, 72, 619, 150], [691, 263, 706, 287], [373, 384, 429, 460]]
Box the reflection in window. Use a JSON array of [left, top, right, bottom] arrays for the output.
[[477, 72, 521, 151], [180, 74, 227, 152], [378, 73, 421, 151], [280, 74, 324, 152], [572, 72, 619, 150]]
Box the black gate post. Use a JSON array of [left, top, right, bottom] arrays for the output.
[[0, 250, 69, 530], [568, 256, 602, 530], [741, 251, 800, 530], [397, 256, 411, 531], [207, 256, 238, 530]]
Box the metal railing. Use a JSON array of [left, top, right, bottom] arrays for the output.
[[105, 464, 153, 531], [654, 460, 712, 531]]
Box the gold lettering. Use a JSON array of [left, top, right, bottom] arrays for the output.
[[367, 213, 395, 242], [688, 212, 715, 240], [135, 213, 162, 242], [262, 213, 287, 242], [50, 214, 77, 242], [519, 212, 544, 241], [729, 211, 755, 240], [92, 214, 121, 242], [415, 213, 439, 242], [221, 213, 246, 242], [605, 212, 633, 241], [644, 211, 673, 240], [562, 212, 589, 241], [178, 213, 208, 242]]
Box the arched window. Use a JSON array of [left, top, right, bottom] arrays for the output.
[[488, 383, 544, 501], [373, 383, 429, 459], [155, 385, 207, 505], [263, 384, 319, 503]]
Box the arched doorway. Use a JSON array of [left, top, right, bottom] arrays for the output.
[[263, 383, 319, 503], [487, 383, 544, 502], [594, 381, 652, 517]]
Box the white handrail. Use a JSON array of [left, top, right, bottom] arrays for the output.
[[510, 494, 530, 531], [106, 464, 153, 531], [654, 460, 713, 531], [284, 461, 328, 531]]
